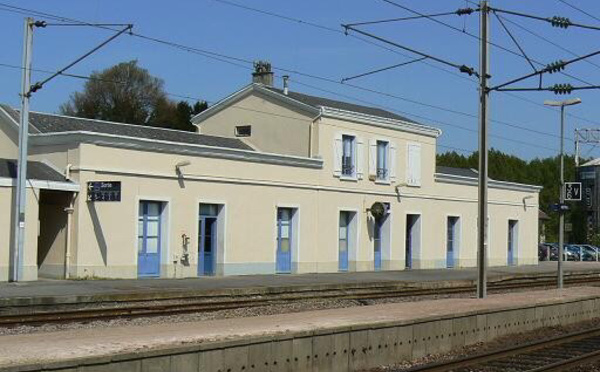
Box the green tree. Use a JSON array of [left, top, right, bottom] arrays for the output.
[[60, 60, 206, 132]]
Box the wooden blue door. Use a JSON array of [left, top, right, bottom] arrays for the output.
[[198, 217, 217, 276], [198, 204, 218, 276], [137, 201, 162, 277], [339, 212, 350, 271], [508, 220, 517, 266], [276, 208, 292, 274], [447, 217, 458, 268], [405, 216, 415, 269], [374, 219, 382, 271]]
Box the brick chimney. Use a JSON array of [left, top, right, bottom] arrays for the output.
[[252, 60, 274, 86]]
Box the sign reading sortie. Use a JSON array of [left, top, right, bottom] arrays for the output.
[[87, 181, 121, 202]]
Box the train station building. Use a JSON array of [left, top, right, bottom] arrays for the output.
[[0, 67, 542, 281]]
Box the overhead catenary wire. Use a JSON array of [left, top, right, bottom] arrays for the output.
[[491, 6, 600, 32], [493, 11, 537, 72], [391, 0, 597, 88], [557, 0, 600, 24], [0, 2, 591, 153], [0, 1, 589, 139], [209, 0, 600, 128], [341, 57, 427, 82], [0, 61, 561, 154], [344, 9, 476, 28]]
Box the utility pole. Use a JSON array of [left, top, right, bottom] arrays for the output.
[[545, 98, 581, 289], [477, 1, 490, 299], [10, 18, 34, 282], [559, 105, 565, 289]]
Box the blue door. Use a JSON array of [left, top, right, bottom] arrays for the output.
[[198, 217, 217, 276], [276, 208, 293, 274], [339, 212, 350, 271], [405, 215, 416, 269], [508, 220, 517, 266], [374, 219, 382, 271], [447, 217, 458, 268], [198, 204, 218, 276], [138, 201, 162, 277]]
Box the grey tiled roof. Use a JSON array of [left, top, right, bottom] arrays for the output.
[[0, 104, 253, 151], [436, 166, 479, 178], [0, 158, 68, 182], [263, 86, 419, 124]]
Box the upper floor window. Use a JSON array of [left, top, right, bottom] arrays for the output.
[[235, 125, 252, 137], [376, 140, 389, 181], [342, 135, 355, 177]]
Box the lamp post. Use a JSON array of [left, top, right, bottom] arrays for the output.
[[544, 97, 582, 289]]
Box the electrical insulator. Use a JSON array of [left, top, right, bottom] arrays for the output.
[[545, 60, 566, 74], [550, 16, 571, 29], [551, 84, 574, 95], [456, 8, 474, 16]]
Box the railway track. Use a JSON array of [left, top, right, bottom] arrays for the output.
[[406, 325, 600, 372], [1, 274, 600, 327]]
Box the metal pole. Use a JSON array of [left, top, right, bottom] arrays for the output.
[[575, 131, 580, 167], [10, 18, 34, 282], [558, 105, 565, 289], [477, 1, 490, 299]]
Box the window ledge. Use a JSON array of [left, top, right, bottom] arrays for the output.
[[340, 176, 359, 182], [375, 179, 391, 185]]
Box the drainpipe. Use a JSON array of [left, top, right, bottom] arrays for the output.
[[63, 192, 75, 279]]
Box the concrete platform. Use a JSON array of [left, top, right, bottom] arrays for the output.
[[2, 262, 600, 307], [2, 287, 600, 372]]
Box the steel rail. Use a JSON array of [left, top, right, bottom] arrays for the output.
[[405, 326, 600, 372], [1, 274, 600, 327]]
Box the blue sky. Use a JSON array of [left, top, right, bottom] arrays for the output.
[[1, 1, 600, 160]]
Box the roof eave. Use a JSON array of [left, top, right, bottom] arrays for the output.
[[30, 131, 323, 169], [321, 106, 442, 138]]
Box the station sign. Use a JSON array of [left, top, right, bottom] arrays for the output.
[[564, 182, 582, 201], [87, 181, 121, 202]]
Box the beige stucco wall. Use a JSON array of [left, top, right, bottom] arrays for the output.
[[0, 185, 39, 281], [0, 122, 17, 159], [54, 135, 540, 280], [0, 94, 540, 281], [195, 92, 315, 157]]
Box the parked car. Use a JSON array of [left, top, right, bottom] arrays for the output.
[[579, 245, 599, 261], [538, 243, 554, 261], [564, 245, 582, 261]]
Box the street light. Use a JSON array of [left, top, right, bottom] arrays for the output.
[[544, 97, 582, 289]]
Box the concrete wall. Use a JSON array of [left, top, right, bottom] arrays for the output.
[[17, 291, 600, 372], [195, 92, 315, 157]]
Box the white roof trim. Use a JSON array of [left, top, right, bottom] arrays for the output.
[[435, 172, 542, 193], [30, 131, 323, 169], [320, 106, 442, 138], [0, 177, 80, 192], [191, 84, 443, 137], [191, 84, 319, 124]]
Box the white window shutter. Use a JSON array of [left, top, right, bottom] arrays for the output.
[[407, 143, 422, 186], [356, 137, 364, 179], [368, 139, 377, 179], [333, 133, 343, 177], [389, 142, 397, 183]]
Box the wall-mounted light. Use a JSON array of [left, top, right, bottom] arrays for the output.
[[523, 195, 534, 210], [175, 160, 191, 175]]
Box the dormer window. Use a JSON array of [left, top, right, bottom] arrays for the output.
[[235, 125, 252, 137]]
